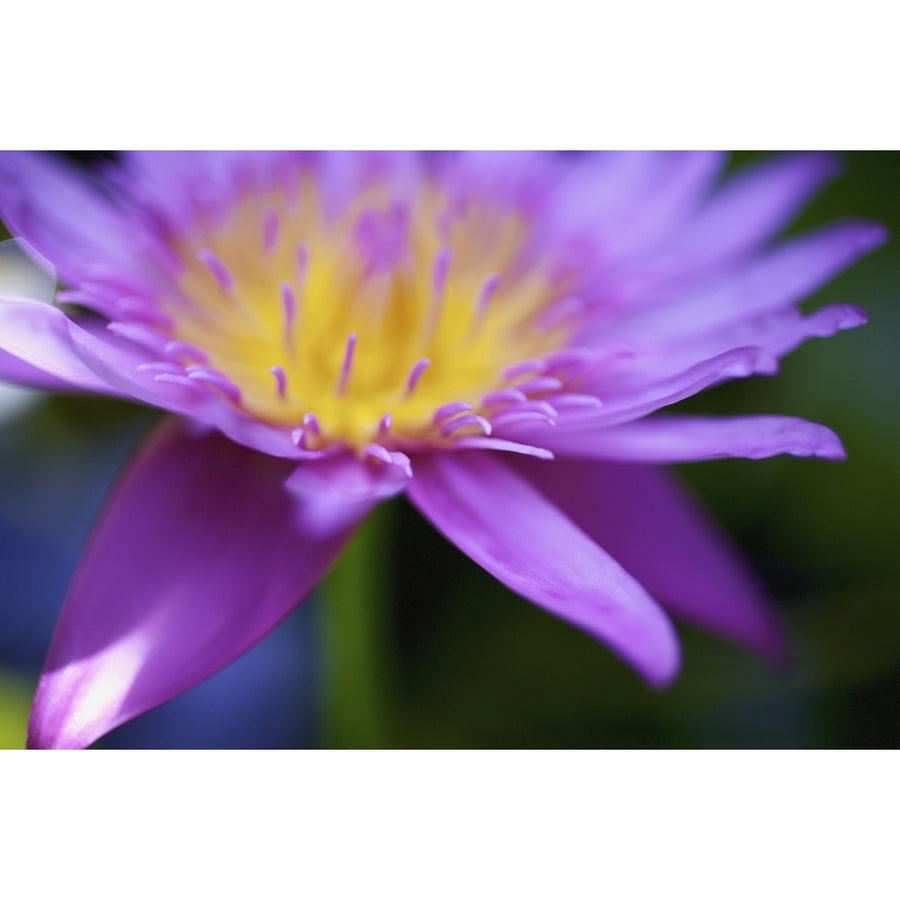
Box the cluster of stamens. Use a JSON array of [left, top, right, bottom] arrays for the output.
[[113, 176, 601, 456]]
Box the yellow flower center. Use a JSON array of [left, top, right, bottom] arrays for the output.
[[163, 177, 577, 451]]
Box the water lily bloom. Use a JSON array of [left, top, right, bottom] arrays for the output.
[[0, 151, 883, 749]]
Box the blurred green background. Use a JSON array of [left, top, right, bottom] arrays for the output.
[[1, 151, 898, 749]]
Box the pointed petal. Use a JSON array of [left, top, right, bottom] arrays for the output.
[[28, 419, 367, 749], [662, 152, 841, 273], [0, 152, 128, 283], [510, 457, 787, 663], [612, 219, 886, 341], [525, 415, 846, 463], [0, 297, 124, 393], [601, 152, 727, 260], [511, 346, 779, 445], [407, 451, 680, 686], [569, 304, 868, 409]]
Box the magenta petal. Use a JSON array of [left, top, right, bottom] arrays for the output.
[[28, 419, 367, 749], [528, 415, 846, 463], [510, 457, 787, 663], [407, 451, 680, 686]]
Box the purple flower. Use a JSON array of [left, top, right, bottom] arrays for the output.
[[0, 151, 884, 749]]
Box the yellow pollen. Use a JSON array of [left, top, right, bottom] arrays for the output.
[[163, 179, 576, 450]]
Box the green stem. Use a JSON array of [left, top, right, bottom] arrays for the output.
[[319, 500, 396, 748]]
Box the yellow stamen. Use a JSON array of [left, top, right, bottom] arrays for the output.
[[163, 179, 574, 450]]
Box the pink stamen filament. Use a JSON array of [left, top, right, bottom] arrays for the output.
[[164, 340, 210, 364], [364, 444, 394, 465], [440, 414, 492, 437], [263, 207, 280, 252], [337, 333, 357, 396], [270, 365, 288, 397], [432, 401, 473, 423], [474, 273, 501, 323], [405, 358, 431, 396], [503, 358, 548, 380], [198, 249, 233, 293], [280, 282, 297, 352], [185, 367, 242, 403], [432, 247, 453, 298], [492, 409, 557, 428], [515, 376, 564, 395], [152, 373, 206, 392], [481, 388, 528, 408]]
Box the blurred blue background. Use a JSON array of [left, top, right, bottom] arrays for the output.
[[1, 151, 898, 748]]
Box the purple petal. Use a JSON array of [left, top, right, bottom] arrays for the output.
[[524, 415, 846, 463], [407, 451, 680, 686], [285, 450, 412, 532], [0, 152, 129, 284], [510, 457, 787, 663], [636, 304, 868, 385], [608, 220, 886, 342], [600, 152, 726, 260], [572, 305, 867, 408], [0, 297, 125, 393], [513, 346, 780, 443], [28, 419, 368, 749], [0, 298, 335, 462], [658, 152, 841, 274]]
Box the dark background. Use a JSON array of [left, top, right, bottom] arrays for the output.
[[1, 151, 897, 748]]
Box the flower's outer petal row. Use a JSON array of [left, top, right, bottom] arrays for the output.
[[519, 415, 846, 463], [585, 152, 726, 264], [0, 297, 127, 394], [0, 348, 85, 392], [27, 419, 368, 749], [635, 152, 841, 284], [551, 153, 722, 248], [0, 294, 315, 459], [518, 305, 866, 444], [520, 346, 780, 440], [596, 220, 887, 349], [522, 153, 725, 290], [407, 450, 681, 686], [613, 304, 868, 390], [509, 457, 787, 663], [0, 152, 131, 286]]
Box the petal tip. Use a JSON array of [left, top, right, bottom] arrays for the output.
[[848, 219, 889, 254], [839, 304, 868, 330], [643, 648, 682, 690], [808, 424, 847, 462]]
